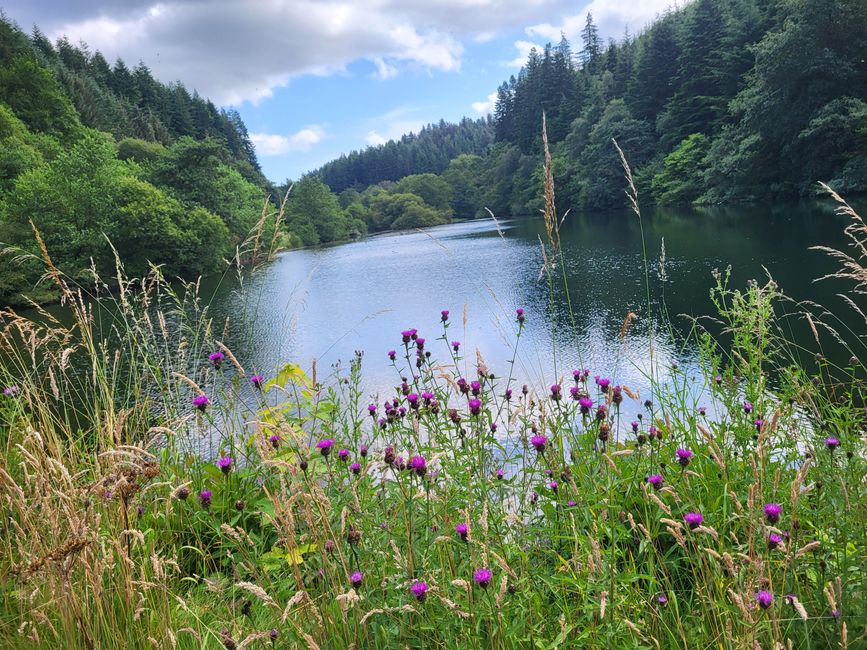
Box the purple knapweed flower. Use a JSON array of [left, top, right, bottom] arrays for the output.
[[217, 456, 233, 474], [209, 351, 225, 369], [3, 385, 18, 396], [755, 590, 774, 610], [316, 439, 334, 456], [743, 400, 753, 414], [531, 434, 547, 453], [193, 394, 210, 412], [452, 341, 460, 351], [550, 384, 561, 400], [470, 380, 481, 396], [410, 455, 427, 476], [411, 581, 428, 601], [407, 393, 419, 409], [250, 374, 264, 389], [825, 436, 840, 451], [548, 480, 558, 492], [647, 474, 663, 490], [530, 491, 539, 504], [473, 568, 492, 588], [578, 396, 593, 414], [455, 522, 468, 540], [763, 503, 782, 524], [468, 398, 482, 415], [338, 448, 350, 461], [714, 374, 723, 385], [350, 571, 363, 589], [199, 489, 212, 508], [388, 350, 396, 361], [350, 462, 362, 475], [401, 329, 417, 343], [631, 420, 639, 432], [656, 594, 668, 606], [441, 310, 449, 322], [767, 533, 783, 550], [269, 434, 281, 449], [698, 406, 707, 416], [595, 376, 611, 392], [676, 448, 693, 468], [567, 500, 576, 507], [360, 444, 368, 457], [684, 512, 704, 529], [495, 469, 504, 480], [504, 388, 513, 400], [415, 337, 425, 349], [368, 404, 377, 417], [516, 308, 525, 323], [755, 418, 765, 432]]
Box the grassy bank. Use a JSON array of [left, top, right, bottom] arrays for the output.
[[0, 182, 864, 648]]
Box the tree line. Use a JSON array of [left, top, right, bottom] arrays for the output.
[[312, 0, 867, 217]]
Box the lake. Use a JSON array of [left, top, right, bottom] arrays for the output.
[[194, 200, 856, 411]]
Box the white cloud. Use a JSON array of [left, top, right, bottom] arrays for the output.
[[250, 126, 325, 155], [506, 40, 544, 68], [4, 0, 680, 106], [471, 91, 498, 115], [366, 131, 388, 146], [526, 0, 676, 46]]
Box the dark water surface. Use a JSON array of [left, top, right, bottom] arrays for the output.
[[193, 200, 857, 407]]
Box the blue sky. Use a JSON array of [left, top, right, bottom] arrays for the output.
[[4, 0, 676, 183]]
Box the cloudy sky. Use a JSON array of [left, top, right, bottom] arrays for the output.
[[4, 0, 676, 182]]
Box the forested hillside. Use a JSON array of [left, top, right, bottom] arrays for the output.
[[0, 16, 285, 304], [314, 0, 867, 219]]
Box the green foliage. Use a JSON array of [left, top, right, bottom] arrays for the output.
[[116, 137, 167, 165], [393, 173, 454, 214], [368, 192, 451, 231], [651, 133, 710, 204], [0, 56, 81, 140], [282, 176, 362, 246]]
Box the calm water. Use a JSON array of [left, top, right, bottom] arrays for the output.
[[195, 200, 856, 407]]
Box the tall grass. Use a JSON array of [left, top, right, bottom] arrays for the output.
[[0, 172, 864, 649]]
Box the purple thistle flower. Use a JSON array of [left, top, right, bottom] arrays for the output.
[[567, 500, 576, 507], [455, 522, 468, 540], [441, 310, 449, 322], [473, 568, 492, 588], [209, 351, 225, 369], [715, 374, 723, 385], [217, 456, 233, 474], [531, 434, 547, 453], [767, 533, 783, 550], [763, 503, 782, 524], [548, 480, 558, 492], [316, 439, 334, 457], [401, 329, 417, 343], [755, 590, 774, 610], [270, 628, 278, 641], [411, 581, 428, 601], [631, 420, 639, 432], [647, 474, 663, 490], [360, 444, 368, 457], [388, 350, 396, 361], [368, 404, 377, 416], [550, 384, 561, 400], [407, 393, 419, 409], [452, 341, 460, 351], [495, 469, 504, 480], [250, 374, 264, 389], [470, 380, 481, 396], [825, 436, 840, 451], [648, 425, 659, 440], [656, 594, 668, 605], [3, 385, 19, 396], [743, 400, 753, 414], [755, 418, 765, 432], [338, 448, 350, 461], [595, 376, 611, 392], [530, 491, 538, 504], [350, 571, 363, 588], [684, 512, 704, 529], [505, 388, 513, 400], [193, 394, 210, 411], [199, 489, 212, 508], [516, 308, 525, 323], [415, 337, 425, 349], [269, 434, 281, 449], [676, 448, 693, 467], [698, 406, 707, 416], [468, 398, 482, 415], [578, 396, 593, 414], [350, 462, 362, 475], [410, 455, 427, 476]]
